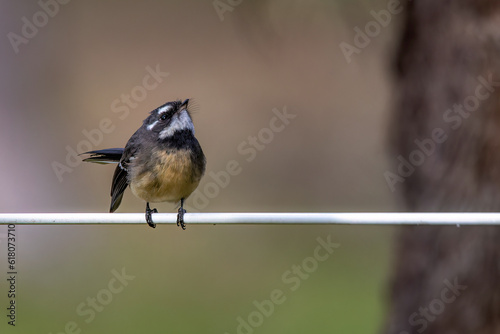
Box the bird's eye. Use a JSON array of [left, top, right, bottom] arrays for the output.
[[160, 114, 167, 121]]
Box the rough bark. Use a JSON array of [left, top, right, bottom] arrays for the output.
[[385, 1, 500, 333]]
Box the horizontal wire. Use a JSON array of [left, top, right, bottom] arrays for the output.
[[1, 212, 500, 225]]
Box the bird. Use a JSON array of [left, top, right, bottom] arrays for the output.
[[81, 99, 206, 229]]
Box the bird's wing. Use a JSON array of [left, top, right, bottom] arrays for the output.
[[109, 130, 143, 212], [109, 162, 128, 212]]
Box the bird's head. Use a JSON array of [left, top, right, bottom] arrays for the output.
[[144, 99, 194, 139]]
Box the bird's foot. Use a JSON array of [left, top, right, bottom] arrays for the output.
[[177, 207, 186, 230], [145, 203, 157, 228]]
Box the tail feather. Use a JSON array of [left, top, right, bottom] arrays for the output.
[[81, 148, 124, 164]]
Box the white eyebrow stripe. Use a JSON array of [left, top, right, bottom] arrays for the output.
[[158, 105, 173, 115]]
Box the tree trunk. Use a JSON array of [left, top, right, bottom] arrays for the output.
[[385, 1, 500, 333]]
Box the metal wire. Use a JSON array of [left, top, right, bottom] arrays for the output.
[[1, 212, 500, 225]]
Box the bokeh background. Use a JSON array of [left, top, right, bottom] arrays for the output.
[[0, 1, 401, 333]]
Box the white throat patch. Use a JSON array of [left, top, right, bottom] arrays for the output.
[[159, 109, 194, 139]]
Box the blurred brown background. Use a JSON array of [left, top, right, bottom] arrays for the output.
[[0, 1, 398, 333]]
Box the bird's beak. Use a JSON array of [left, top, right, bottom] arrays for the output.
[[181, 99, 189, 109]]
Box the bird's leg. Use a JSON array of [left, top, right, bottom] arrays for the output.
[[145, 202, 157, 228], [177, 198, 186, 230]]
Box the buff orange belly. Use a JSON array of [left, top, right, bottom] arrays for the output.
[[129, 149, 201, 203]]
